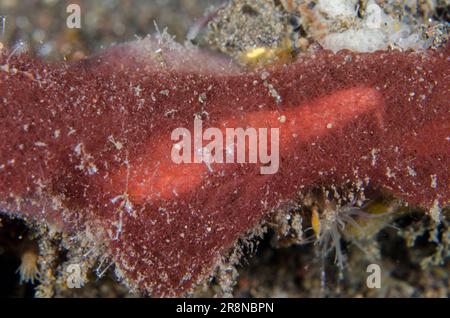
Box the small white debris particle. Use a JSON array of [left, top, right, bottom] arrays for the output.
[[386, 167, 395, 178], [198, 92, 207, 104], [108, 136, 123, 151], [260, 71, 270, 80], [74, 143, 83, 156], [88, 164, 98, 175], [68, 127, 76, 136], [429, 199, 442, 223], [159, 89, 170, 96], [430, 174, 438, 189], [134, 85, 142, 97], [371, 148, 379, 167], [407, 166, 417, 177], [264, 81, 282, 104], [34, 142, 47, 147]]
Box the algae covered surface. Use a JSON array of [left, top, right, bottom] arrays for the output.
[[0, 0, 449, 298]]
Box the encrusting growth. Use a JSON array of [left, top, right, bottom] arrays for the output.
[[0, 34, 448, 296]]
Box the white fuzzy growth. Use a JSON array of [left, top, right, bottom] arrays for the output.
[[322, 28, 387, 53], [390, 28, 429, 50], [364, 1, 392, 29], [320, 0, 428, 53], [320, 0, 390, 52], [317, 0, 357, 19]]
